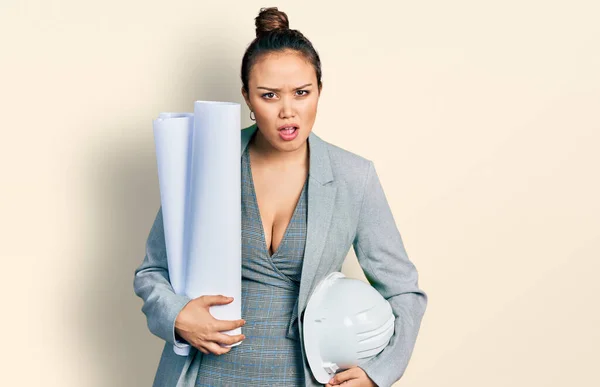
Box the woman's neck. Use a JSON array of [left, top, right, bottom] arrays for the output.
[[249, 128, 309, 168]]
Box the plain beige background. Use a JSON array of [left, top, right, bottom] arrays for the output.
[[1, 0, 598, 386]]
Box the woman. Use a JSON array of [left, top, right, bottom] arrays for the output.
[[134, 7, 428, 387]]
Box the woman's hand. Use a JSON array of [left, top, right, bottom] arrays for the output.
[[325, 366, 377, 387], [174, 295, 246, 355]]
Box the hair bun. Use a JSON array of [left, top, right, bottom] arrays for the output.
[[255, 7, 289, 38]]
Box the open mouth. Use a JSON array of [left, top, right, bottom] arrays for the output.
[[279, 127, 298, 135]]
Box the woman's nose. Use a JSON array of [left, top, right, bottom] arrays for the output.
[[279, 99, 296, 118]]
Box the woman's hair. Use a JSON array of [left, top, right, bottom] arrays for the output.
[[241, 7, 322, 95]]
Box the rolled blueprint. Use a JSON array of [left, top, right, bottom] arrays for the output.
[[153, 112, 194, 356], [152, 102, 241, 357], [153, 112, 194, 298], [185, 101, 242, 333]]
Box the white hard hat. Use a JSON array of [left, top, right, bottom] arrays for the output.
[[303, 272, 395, 383]]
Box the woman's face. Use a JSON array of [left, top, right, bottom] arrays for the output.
[[242, 50, 321, 153]]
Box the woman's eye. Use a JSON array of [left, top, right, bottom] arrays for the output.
[[262, 90, 309, 99]]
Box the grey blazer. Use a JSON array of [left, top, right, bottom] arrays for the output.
[[133, 123, 428, 387]]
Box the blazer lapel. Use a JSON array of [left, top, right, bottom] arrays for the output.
[[297, 134, 337, 313], [240, 124, 337, 313]]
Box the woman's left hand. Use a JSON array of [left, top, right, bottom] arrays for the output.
[[325, 366, 377, 386]]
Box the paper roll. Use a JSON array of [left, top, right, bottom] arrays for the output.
[[185, 101, 242, 333], [153, 112, 194, 295], [152, 102, 242, 357], [153, 112, 194, 356]]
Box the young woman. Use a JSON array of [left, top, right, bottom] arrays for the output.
[[134, 7, 428, 387]]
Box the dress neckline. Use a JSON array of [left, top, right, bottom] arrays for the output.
[[244, 147, 307, 259]]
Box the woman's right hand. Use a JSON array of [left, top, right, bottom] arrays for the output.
[[174, 295, 246, 355]]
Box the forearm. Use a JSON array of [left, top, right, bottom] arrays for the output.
[[134, 266, 192, 346], [132, 206, 192, 347], [358, 291, 427, 387]]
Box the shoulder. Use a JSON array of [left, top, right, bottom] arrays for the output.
[[314, 132, 373, 187], [241, 124, 256, 143]]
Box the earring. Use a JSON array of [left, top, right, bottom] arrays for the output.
[[250, 110, 256, 121]]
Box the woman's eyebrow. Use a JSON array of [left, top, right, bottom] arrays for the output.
[[257, 83, 312, 92]]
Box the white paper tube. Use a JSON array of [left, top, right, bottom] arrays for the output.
[[153, 112, 193, 295], [153, 102, 242, 357], [153, 112, 194, 356], [185, 101, 242, 340]]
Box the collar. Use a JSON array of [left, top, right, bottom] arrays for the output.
[[240, 123, 334, 185]]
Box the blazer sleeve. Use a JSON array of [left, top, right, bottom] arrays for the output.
[[352, 161, 428, 387], [133, 206, 193, 349]]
